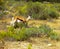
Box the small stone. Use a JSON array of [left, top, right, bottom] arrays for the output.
[[47, 43, 52, 47]]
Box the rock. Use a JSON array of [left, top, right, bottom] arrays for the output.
[[47, 43, 52, 47]]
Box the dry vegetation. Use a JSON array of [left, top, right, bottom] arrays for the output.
[[0, 0, 60, 49], [0, 19, 60, 49]]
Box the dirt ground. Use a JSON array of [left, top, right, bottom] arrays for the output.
[[28, 19, 60, 33], [4, 37, 60, 49]]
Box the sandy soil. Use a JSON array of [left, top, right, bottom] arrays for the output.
[[4, 37, 60, 49]]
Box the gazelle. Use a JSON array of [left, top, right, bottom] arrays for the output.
[[10, 15, 31, 27]]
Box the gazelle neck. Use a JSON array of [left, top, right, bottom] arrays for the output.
[[26, 15, 31, 21], [12, 17, 15, 21]]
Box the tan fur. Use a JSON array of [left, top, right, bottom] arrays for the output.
[[14, 16, 27, 22], [14, 15, 31, 22]]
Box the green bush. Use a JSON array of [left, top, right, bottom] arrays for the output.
[[15, 1, 28, 16], [27, 2, 45, 19], [39, 24, 60, 41], [3, 27, 41, 41], [7, 26, 14, 32], [0, 31, 6, 39], [53, 3, 60, 12], [27, 2, 59, 20], [1, 1, 60, 20], [14, 21, 28, 28], [6, 24, 54, 41], [0, 24, 60, 41], [13, 27, 41, 41], [50, 32, 60, 41], [47, 8, 59, 19], [39, 24, 53, 36], [17, 2, 60, 19], [27, 43, 32, 49]]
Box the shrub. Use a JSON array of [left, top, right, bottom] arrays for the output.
[[0, 24, 60, 41], [1, 1, 60, 20], [0, 31, 6, 39], [53, 3, 60, 13], [27, 2, 46, 19], [14, 28, 28, 40], [14, 21, 28, 28], [47, 8, 59, 19], [50, 32, 60, 41], [15, 1, 28, 16], [25, 27, 41, 37], [27, 2, 59, 20], [13, 27, 41, 41], [39, 24, 53, 36], [27, 43, 32, 49], [39, 24, 60, 41], [6, 24, 54, 41], [5, 27, 42, 41], [7, 26, 14, 32]]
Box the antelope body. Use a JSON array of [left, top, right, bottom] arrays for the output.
[[10, 15, 31, 27]]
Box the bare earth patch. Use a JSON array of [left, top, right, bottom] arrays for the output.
[[4, 37, 60, 49]]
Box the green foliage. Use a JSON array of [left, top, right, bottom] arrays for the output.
[[12, 27, 41, 41], [27, 2, 45, 19], [27, 2, 60, 20], [0, 1, 60, 19], [14, 21, 28, 28], [50, 32, 60, 41], [39, 24, 53, 36], [7, 26, 14, 32], [0, 0, 5, 10], [39, 24, 60, 41], [0, 27, 41, 41], [47, 7, 59, 19], [0, 24, 60, 41], [53, 3, 60, 12], [0, 0, 4, 5], [15, 1, 28, 16], [0, 31, 6, 39], [14, 28, 28, 40], [27, 43, 32, 49], [25, 27, 41, 37]]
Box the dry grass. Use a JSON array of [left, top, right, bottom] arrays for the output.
[[4, 37, 60, 49], [28, 19, 60, 34]]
